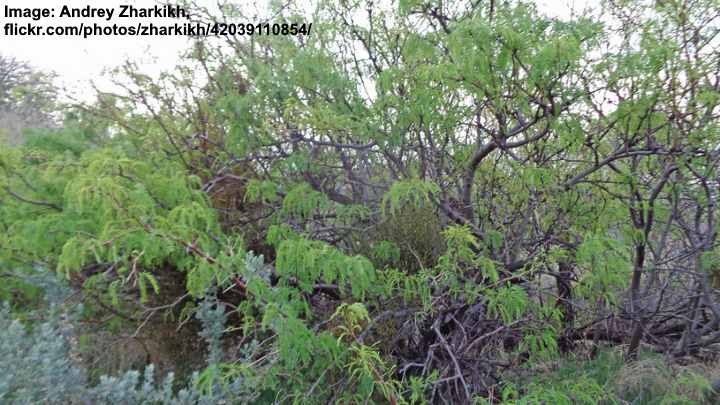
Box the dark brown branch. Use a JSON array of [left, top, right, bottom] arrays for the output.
[[2, 186, 62, 211]]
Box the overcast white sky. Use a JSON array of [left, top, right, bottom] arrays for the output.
[[1, 0, 589, 103]]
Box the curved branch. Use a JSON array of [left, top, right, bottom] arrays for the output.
[[2, 186, 62, 211]]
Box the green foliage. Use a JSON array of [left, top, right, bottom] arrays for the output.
[[345, 342, 401, 403], [509, 376, 608, 405], [375, 202, 445, 272], [436, 225, 500, 283], [276, 237, 377, 299], [3, 0, 720, 403], [281, 182, 331, 220], [244, 179, 278, 204], [371, 240, 402, 267], [499, 349, 718, 405], [487, 285, 529, 324], [381, 179, 440, 218], [575, 235, 631, 305], [332, 302, 371, 341]]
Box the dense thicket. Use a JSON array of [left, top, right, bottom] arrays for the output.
[[2, 0, 720, 403]]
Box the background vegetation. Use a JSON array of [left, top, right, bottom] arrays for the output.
[[2, 0, 720, 403]]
